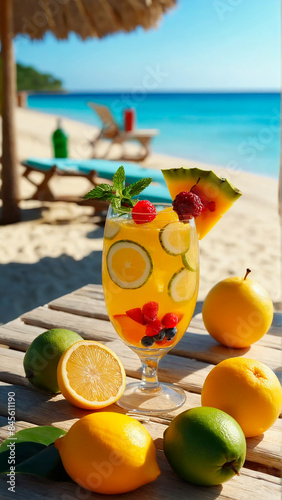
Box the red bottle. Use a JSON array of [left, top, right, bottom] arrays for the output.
[[124, 108, 135, 132]]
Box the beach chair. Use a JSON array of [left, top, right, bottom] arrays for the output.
[[88, 103, 159, 161], [21, 158, 171, 207]]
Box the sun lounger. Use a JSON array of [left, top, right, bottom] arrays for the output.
[[21, 158, 171, 206], [88, 102, 159, 161]]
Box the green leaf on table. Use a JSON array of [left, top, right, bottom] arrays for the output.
[[0, 426, 66, 453], [15, 444, 70, 481], [0, 442, 46, 473], [113, 165, 125, 197], [0, 426, 69, 481]]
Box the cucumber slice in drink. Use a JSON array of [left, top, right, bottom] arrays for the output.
[[107, 240, 153, 289], [159, 222, 190, 256], [168, 267, 197, 302]]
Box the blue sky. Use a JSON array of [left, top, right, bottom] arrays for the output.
[[15, 0, 280, 92]]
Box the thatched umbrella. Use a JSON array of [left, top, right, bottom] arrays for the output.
[[0, 0, 176, 224]]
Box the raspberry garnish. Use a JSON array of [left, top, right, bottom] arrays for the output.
[[190, 184, 216, 213], [146, 320, 163, 337], [161, 313, 179, 329], [142, 301, 159, 323], [126, 308, 145, 325], [132, 200, 157, 225], [173, 191, 203, 221]]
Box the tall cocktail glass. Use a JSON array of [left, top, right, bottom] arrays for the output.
[[102, 204, 199, 414]]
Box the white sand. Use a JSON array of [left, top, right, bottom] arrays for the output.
[[0, 108, 280, 325]]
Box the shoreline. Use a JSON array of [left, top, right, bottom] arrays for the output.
[[0, 107, 281, 325]]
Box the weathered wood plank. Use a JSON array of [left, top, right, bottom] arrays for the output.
[[0, 450, 280, 500], [49, 293, 108, 320]]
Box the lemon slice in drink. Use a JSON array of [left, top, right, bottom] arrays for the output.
[[168, 267, 197, 302], [159, 221, 190, 256], [107, 240, 153, 289]]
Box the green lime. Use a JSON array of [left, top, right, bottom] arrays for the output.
[[163, 406, 246, 486], [23, 329, 82, 394]]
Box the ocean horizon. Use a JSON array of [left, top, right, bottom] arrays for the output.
[[27, 92, 280, 179]]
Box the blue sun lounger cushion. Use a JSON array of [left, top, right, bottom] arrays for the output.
[[25, 158, 166, 185], [25, 158, 171, 204]]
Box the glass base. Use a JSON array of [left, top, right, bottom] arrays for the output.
[[117, 382, 186, 415]]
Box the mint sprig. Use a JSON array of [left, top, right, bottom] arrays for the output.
[[83, 166, 152, 213]]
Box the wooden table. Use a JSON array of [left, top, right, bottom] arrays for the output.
[[0, 284, 281, 499]]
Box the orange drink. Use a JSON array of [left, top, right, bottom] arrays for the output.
[[103, 207, 199, 352]]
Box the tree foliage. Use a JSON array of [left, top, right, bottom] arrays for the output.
[[16, 63, 63, 91], [0, 58, 63, 110]]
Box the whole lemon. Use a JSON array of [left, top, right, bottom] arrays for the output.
[[23, 329, 82, 393], [163, 407, 246, 486], [55, 412, 160, 494], [202, 269, 273, 348], [201, 358, 282, 437]]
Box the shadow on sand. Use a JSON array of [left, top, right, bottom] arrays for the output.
[[0, 251, 102, 325]]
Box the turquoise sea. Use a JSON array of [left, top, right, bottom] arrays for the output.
[[27, 92, 280, 178]]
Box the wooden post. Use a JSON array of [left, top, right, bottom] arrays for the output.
[[0, 0, 21, 224]]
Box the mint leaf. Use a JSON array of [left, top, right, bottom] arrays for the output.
[[83, 184, 113, 201], [111, 197, 121, 211], [123, 177, 152, 198], [113, 166, 125, 197], [83, 166, 153, 214]]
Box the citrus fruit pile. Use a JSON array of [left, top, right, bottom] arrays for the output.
[[24, 330, 126, 410]]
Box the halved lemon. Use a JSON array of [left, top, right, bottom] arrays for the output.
[[168, 267, 198, 302], [57, 340, 126, 409], [159, 221, 190, 256], [107, 240, 153, 289]]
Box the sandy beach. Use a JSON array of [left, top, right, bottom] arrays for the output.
[[0, 107, 280, 325]]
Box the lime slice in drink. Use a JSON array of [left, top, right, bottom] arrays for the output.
[[168, 267, 197, 302], [107, 240, 153, 289], [182, 244, 198, 272], [159, 222, 190, 256], [104, 220, 120, 239]]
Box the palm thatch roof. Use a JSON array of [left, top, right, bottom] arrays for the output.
[[12, 0, 177, 40]]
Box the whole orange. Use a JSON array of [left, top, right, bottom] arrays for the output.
[[201, 358, 282, 438], [202, 269, 273, 348]]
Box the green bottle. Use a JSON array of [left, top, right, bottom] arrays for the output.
[[52, 118, 68, 158]]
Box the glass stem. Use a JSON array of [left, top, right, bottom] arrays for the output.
[[140, 356, 160, 391]]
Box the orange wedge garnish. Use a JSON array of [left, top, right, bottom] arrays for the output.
[[57, 340, 126, 409]]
